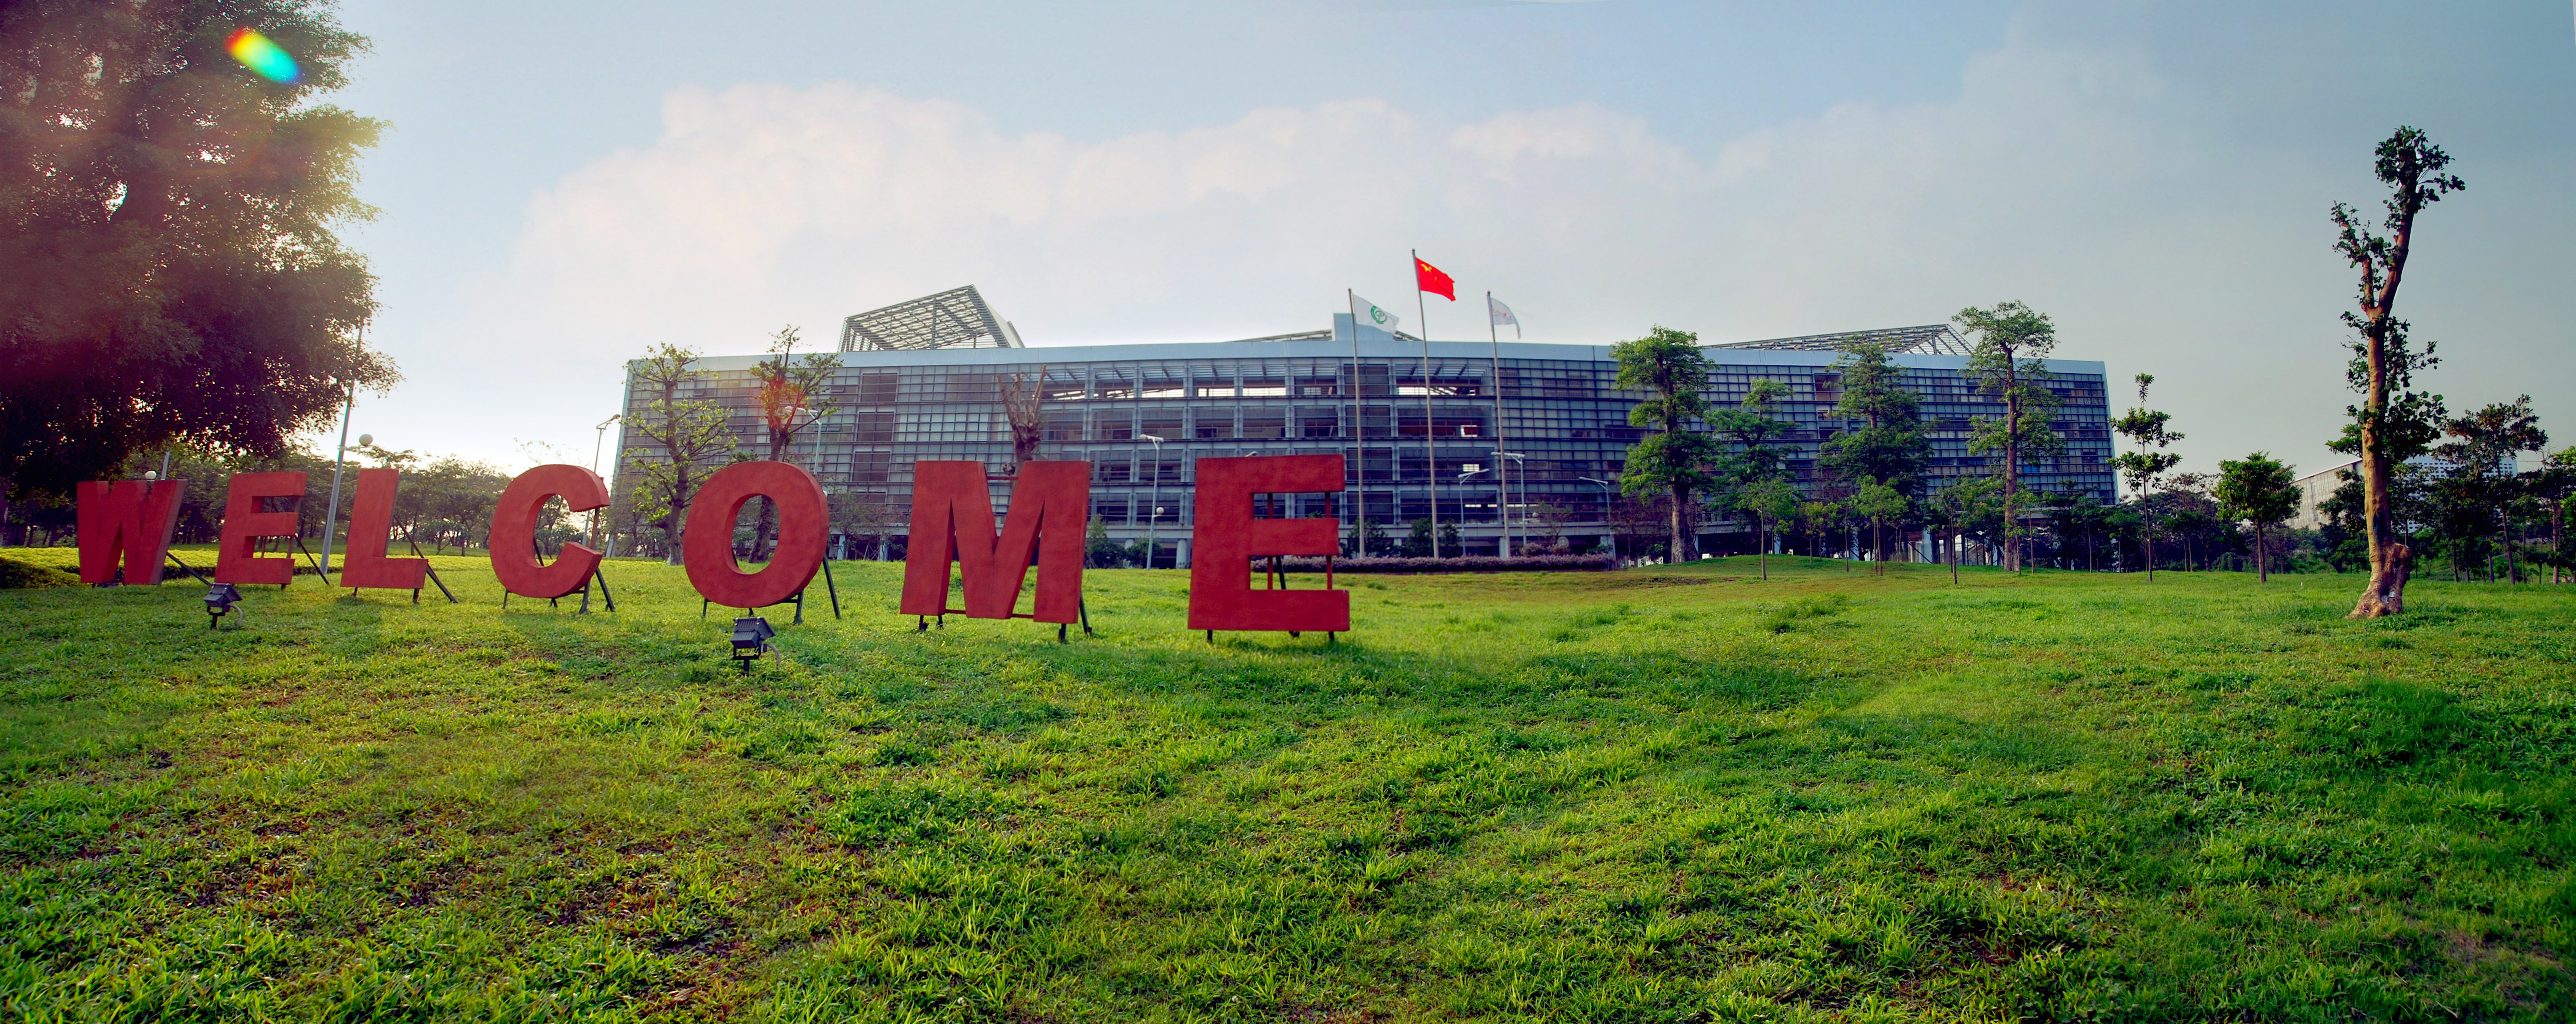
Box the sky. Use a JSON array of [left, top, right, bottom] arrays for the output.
[[321, 0, 2576, 480]]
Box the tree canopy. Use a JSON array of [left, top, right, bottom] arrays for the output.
[[1954, 300, 2064, 572], [2215, 452, 2299, 583], [1612, 326, 1718, 561], [1, 0, 392, 539]]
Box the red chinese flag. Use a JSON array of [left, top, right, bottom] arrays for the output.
[[1414, 257, 1455, 301]]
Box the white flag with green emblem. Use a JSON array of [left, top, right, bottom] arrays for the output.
[[1350, 292, 1400, 335]]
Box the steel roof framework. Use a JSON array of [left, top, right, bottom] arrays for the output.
[[1704, 324, 1972, 357], [838, 285, 1024, 352]]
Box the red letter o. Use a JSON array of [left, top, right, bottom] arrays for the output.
[[684, 461, 828, 610]]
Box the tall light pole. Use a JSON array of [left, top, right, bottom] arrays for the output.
[[1579, 475, 1615, 558], [1457, 465, 1486, 554], [590, 415, 620, 553], [1142, 434, 1165, 569], [318, 380, 356, 577]]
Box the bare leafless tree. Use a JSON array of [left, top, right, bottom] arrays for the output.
[[999, 367, 1046, 471]]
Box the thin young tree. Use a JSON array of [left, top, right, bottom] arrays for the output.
[[1613, 327, 1721, 562], [1953, 302, 2066, 572], [2216, 452, 2300, 583], [2334, 126, 2464, 617], [1926, 476, 1998, 584], [1734, 476, 1799, 581], [1851, 477, 1909, 576], [748, 326, 837, 562], [625, 344, 737, 564], [1709, 378, 1794, 570], [2112, 374, 2184, 581]]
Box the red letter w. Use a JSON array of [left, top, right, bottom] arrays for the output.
[[76, 480, 187, 585], [901, 461, 1090, 624]]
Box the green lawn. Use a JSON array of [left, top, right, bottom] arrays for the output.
[[1, 549, 2570, 1022]]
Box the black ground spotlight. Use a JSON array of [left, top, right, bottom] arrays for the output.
[[730, 616, 775, 673], [204, 582, 243, 629]]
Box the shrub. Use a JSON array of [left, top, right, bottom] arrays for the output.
[[0, 557, 78, 589], [1274, 554, 1614, 575]]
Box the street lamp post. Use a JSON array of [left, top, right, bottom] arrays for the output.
[[590, 415, 620, 553], [318, 382, 357, 577], [1579, 475, 1615, 559], [1457, 465, 1487, 555], [1142, 434, 1165, 569]]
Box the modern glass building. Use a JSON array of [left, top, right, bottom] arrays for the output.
[[614, 290, 2114, 563]]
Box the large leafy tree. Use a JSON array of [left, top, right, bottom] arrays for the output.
[[1707, 378, 1792, 485], [1820, 340, 1930, 564], [1612, 326, 1719, 561], [1953, 301, 2065, 572], [2215, 452, 2299, 582], [2332, 126, 2462, 617], [1, 0, 391, 542]]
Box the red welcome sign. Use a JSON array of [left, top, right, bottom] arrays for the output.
[[70, 453, 1357, 639]]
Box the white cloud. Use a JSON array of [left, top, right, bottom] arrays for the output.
[[410, 26, 2549, 477]]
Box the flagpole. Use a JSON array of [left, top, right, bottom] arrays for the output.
[[1413, 250, 1439, 558], [1488, 291, 1508, 557], [1347, 288, 1364, 557]]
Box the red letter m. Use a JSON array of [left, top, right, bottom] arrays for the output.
[[901, 461, 1089, 624]]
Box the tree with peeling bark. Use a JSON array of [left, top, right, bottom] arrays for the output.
[[1954, 301, 2064, 573], [2333, 126, 2463, 618]]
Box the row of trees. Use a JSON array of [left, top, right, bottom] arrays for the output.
[[1604, 125, 2547, 614]]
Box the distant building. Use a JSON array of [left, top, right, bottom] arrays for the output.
[[2290, 460, 2358, 529], [615, 288, 2117, 563]]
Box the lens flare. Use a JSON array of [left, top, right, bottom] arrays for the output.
[[225, 28, 299, 83]]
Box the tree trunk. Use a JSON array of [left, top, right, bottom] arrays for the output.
[[1669, 483, 1691, 562], [2255, 524, 2268, 583], [2143, 510, 2158, 582], [2351, 440, 2407, 616], [1949, 529, 1959, 584], [0, 477, 12, 548], [2500, 509, 2515, 585], [1758, 518, 1768, 580], [2003, 375, 2022, 573]]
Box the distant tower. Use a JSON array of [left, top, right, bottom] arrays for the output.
[[838, 285, 1025, 352]]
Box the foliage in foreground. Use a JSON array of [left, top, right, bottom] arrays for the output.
[[0, 551, 2570, 1021]]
